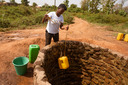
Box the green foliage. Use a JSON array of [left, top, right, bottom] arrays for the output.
[[0, 19, 10, 28], [63, 12, 74, 24], [81, 0, 100, 13], [89, 0, 100, 13], [41, 5, 57, 11], [0, 5, 73, 30], [76, 12, 128, 24], [101, 0, 116, 14], [107, 21, 128, 33], [63, 0, 69, 8], [68, 7, 83, 13], [123, 6, 128, 13], [119, 10, 127, 17], [81, 0, 116, 14], [21, 0, 29, 6], [81, 0, 90, 11], [76, 12, 128, 33], [10, 0, 16, 3], [0, 5, 33, 18], [1, 0, 5, 2], [68, 4, 83, 13], [0, 5, 45, 28], [70, 4, 77, 8], [33, 2, 37, 7], [10, 11, 45, 27]]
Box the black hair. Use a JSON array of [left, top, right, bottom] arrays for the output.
[[58, 4, 67, 10]]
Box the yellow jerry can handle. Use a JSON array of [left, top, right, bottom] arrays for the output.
[[58, 56, 69, 69]]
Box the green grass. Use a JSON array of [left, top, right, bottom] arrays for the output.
[[107, 22, 128, 33], [0, 5, 74, 32], [75, 12, 128, 33], [0, 5, 45, 28]]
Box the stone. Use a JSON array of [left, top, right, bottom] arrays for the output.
[[94, 47, 101, 52], [94, 69, 99, 73], [105, 78, 110, 84], [34, 40, 128, 85], [105, 72, 112, 79], [99, 71, 105, 76], [88, 70, 94, 74], [92, 78, 99, 84], [84, 80, 91, 84]]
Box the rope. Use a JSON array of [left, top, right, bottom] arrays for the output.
[[64, 24, 69, 56]]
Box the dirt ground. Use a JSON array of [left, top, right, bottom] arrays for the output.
[[0, 17, 128, 85]]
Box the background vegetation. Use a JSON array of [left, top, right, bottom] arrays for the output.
[[78, 0, 128, 33], [0, 0, 128, 33]]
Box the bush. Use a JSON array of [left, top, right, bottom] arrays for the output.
[[119, 10, 127, 17], [63, 12, 74, 24], [0, 19, 10, 28], [0, 5, 46, 28], [41, 5, 57, 11], [68, 8, 83, 13], [75, 12, 128, 33], [76, 12, 128, 24], [35, 15, 44, 24], [0, 5, 73, 30]]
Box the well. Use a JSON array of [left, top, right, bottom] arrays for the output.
[[34, 40, 128, 85]]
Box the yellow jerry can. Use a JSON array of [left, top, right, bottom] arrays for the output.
[[117, 33, 124, 41], [58, 56, 69, 69], [124, 34, 128, 42]]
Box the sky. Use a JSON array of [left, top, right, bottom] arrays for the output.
[[4, 0, 128, 7]]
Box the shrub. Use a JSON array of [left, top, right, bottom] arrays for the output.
[[119, 10, 127, 17], [0, 5, 46, 28], [0, 5, 73, 29], [76, 12, 128, 24], [63, 12, 74, 24], [0, 19, 10, 28]]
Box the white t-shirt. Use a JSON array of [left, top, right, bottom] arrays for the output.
[[46, 12, 64, 34]]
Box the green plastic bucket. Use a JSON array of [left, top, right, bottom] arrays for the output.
[[12, 57, 29, 75]]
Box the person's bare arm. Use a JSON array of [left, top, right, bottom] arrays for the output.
[[60, 23, 69, 30], [42, 15, 49, 23], [60, 23, 65, 30]]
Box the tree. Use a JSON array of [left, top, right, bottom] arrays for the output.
[[33, 2, 37, 7], [63, 0, 69, 8], [101, 0, 117, 14], [21, 0, 29, 6], [81, 0, 90, 11], [10, 0, 15, 3], [81, 0, 100, 13], [68, 4, 81, 13], [1, 0, 5, 2], [89, 0, 100, 13], [70, 4, 77, 8], [123, 6, 128, 13]]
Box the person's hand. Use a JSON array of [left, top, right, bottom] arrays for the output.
[[45, 15, 51, 20], [60, 27, 65, 30], [65, 25, 69, 30]]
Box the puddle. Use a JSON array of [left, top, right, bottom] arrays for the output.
[[9, 37, 24, 40], [10, 33, 20, 36], [30, 34, 40, 37]]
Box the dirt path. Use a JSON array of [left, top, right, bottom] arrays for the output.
[[0, 17, 128, 85]]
